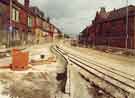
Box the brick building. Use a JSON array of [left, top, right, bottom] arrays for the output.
[[79, 5, 135, 49], [0, 0, 61, 46], [0, 0, 9, 46]]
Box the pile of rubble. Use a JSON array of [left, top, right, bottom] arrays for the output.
[[0, 72, 57, 98]]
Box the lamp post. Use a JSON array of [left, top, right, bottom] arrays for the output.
[[9, 0, 12, 47], [125, 0, 128, 49], [7, 0, 12, 47]]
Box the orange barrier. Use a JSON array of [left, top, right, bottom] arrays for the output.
[[11, 48, 29, 70]]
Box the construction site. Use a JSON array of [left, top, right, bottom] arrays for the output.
[[0, 0, 135, 98], [0, 43, 68, 98]]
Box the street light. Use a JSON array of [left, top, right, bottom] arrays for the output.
[[7, 0, 12, 47], [125, 0, 128, 49]]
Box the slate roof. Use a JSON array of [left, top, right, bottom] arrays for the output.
[[96, 5, 135, 22], [108, 5, 135, 19]]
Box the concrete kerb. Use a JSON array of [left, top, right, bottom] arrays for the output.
[[50, 45, 71, 97]]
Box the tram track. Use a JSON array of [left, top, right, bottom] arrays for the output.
[[53, 45, 135, 98]]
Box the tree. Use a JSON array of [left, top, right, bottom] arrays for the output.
[[64, 34, 70, 38]]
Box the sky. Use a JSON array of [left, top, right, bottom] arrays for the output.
[[19, 0, 135, 37]]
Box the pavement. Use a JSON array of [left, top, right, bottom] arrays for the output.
[[68, 64, 92, 98]]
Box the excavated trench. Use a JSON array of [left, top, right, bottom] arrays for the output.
[[50, 46, 68, 94]]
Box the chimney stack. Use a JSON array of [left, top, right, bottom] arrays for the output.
[[100, 7, 106, 13], [24, 0, 29, 8]]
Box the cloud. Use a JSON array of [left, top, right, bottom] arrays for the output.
[[29, 0, 135, 36]]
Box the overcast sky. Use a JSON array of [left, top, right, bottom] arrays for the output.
[[19, 0, 135, 36]]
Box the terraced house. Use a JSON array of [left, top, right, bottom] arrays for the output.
[[0, 0, 61, 47]]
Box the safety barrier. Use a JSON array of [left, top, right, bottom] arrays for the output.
[[11, 48, 29, 70]]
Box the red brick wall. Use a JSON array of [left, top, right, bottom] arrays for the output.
[[20, 9, 27, 26], [133, 16, 135, 48], [83, 16, 135, 49], [35, 17, 43, 29]]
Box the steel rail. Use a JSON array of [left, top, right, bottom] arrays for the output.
[[54, 46, 131, 97], [53, 46, 116, 98], [55, 46, 135, 94], [57, 46, 135, 81], [69, 57, 135, 90], [69, 54, 135, 82]]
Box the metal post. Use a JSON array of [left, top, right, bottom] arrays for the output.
[[125, 0, 128, 49], [86, 26, 88, 47], [8, 0, 12, 47]]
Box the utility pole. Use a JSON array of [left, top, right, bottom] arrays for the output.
[[9, 0, 12, 47], [125, 0, 128, 49], [86, 26, 88, 47]]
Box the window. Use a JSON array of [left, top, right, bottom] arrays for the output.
[[12, 8, 15, 21], [28, 16, 33, 27], [12, 8, 19, 22], [16, 10, 19, 22]]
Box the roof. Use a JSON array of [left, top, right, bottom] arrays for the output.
[[108, 5, 135, 19], [30, 6, 44, 18], [96, 5, 135, 23]]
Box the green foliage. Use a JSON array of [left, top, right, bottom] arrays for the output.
[[64, 34, 70, 38]]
